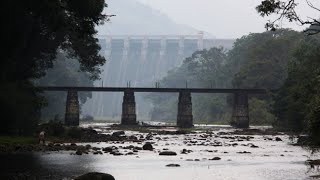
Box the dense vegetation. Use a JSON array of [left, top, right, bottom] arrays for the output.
[[0, 0, 108, 135], [148, 28, 320, 145], [254, 1, 320, 146], [147, 29, 301, 124], [273, 34, 320, 145], [256, 0, 320, 34], [35, 52, 94, 121]]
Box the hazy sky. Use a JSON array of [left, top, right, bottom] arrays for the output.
[[135, 0, 320, 38]]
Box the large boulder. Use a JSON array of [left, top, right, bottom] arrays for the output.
[[112, 131, 125, 137], [142, 143, 153, 151], [75, 150, 83, 155], [75, 172, 115, 180]]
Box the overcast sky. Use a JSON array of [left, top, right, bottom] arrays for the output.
[[135, 0, 320, 38]]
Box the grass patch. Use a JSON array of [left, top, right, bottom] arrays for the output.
[[0, 136, 37, 144]]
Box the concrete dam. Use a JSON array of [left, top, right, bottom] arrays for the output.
[[82, 33, 235, 120]]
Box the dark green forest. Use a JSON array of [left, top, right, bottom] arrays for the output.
[[147, 29, 320, 145], [0, 0, 108, 134], [34, 51, 94, 121]]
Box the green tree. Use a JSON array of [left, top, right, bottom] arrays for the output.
[[0, 0, 109, 134], [35, 52, 94, 121], [148, 30, 305, 126], [230, 29, 301, 89], [256, 0, 320, 34], [273, 35, 320, 144], [146, 47, 230, 123], [228, 30, 302, 126], [185, 48, 228, 87]]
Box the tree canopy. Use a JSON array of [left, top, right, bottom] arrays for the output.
[[146, 29, 309, 127], [273, 34, 320, 144], [35, 51, 94, 121], [1, 0, 109, 81], [257, 0, 320, 34], [0, 0, 109, 134]]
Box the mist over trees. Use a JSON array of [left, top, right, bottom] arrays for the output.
[[147, 28, 320, 145], [146, 29, 320, 142], [35, 52, 94, 121], [255, 0, 320, 146], [146, 48, 230, 123], [0, 0, 108, 135], [273, 34, 320, 145]]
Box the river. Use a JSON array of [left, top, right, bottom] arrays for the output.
[[0, 123, 319, 180]]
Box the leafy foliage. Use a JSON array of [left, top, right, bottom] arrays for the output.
[[256, 0, 320, 34], [273, 34, 320, 145], [230, 29, 302, 89], [146, 47, 230, 123], [35, 52, 94, 120], [147, 30, 302, 126], [0, 0, 108, 134]]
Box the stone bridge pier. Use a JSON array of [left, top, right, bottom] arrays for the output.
[[65, 90, 80, 126], [121, 90, 137, 125], [177, 91, 193, 128], [232, 92, 249, 128]]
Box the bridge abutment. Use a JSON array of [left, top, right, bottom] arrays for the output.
[[177, 91, 193, 128], [232, 93, 249, 128], [121, 90, 137, 125], [65, 90, 80, 126]]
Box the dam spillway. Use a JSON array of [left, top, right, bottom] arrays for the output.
[[82, 33, 235, 120]]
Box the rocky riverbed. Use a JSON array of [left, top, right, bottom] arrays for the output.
[[0, 124, 319, 180]]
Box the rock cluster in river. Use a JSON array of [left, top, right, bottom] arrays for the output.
[[0, 127, 290, 161]]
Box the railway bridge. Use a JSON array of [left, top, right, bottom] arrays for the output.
[[39, 86, 267, 128]]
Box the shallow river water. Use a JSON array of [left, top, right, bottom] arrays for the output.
[[1, 124, 319, 180]]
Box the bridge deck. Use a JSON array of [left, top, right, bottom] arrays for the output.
[[38, 87, 267, 94]]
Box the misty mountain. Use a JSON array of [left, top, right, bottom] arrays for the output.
[[96, 0, 203, 35]]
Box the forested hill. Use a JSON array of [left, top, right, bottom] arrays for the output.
[[96, 0, 202, 35], [146, 29, 304, 126]]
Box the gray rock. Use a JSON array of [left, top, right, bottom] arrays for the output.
[[93, 151, 103, 155], [102, 147, 113, 152], [75, 150, 82, 155], [166, 164, 180, 167], [250, 144, 259, 148], [75, 172, 115, 180], [159, 151, 177, 156], [112, 131, 125, 137], [237, 151, 251, 154], [209, 157, 221, 160], [142, 143, 153, 151]]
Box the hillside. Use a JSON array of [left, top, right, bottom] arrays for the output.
[[96, 0, 201, 35]]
